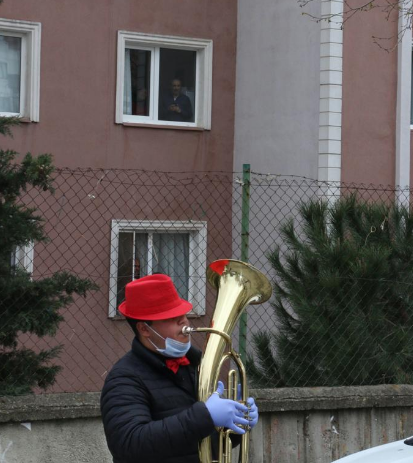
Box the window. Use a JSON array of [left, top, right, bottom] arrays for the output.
[[0, 19, 41, 121], [109, 220, 207, 317], [116, 32, 213, 129], [11, 242, 34, 274]]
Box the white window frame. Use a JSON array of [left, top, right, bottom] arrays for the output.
[[0, 18, 41, 121], [109, 219, 207, 318], [116, 31, 213, 129], [12, 242, 34, 274]]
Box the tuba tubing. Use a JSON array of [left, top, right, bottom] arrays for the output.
[[182, 259, 272, 463]]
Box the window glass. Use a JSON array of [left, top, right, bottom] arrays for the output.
[[10, 245, 17, 268], [115, 231, 190, 309], [152, 233, 189, 299], [124, 49, 151, 116], [116, 232, 149, 307], [158, 48, 196, 123], [134, 233, 148, 279], [0, 35, 21, 113]]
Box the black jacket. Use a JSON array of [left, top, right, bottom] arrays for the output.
[[100, 338, 215, 463], [159, 93, 193, 122]]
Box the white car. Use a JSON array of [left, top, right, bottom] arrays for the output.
[[332, 437, 413, 462]]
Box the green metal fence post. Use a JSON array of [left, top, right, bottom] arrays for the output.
[[239, 164, 251, 364]]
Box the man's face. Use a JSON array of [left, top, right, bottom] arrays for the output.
[[141, 313, 190, 350], [171, 80, 181, 97]]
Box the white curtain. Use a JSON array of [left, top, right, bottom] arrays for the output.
[[123, 49, 132, 114], [153, 233, 189, 299]]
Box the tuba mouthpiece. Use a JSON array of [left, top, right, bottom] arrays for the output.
[[182, 326, 194, 336]]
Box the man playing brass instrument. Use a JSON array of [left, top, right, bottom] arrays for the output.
[[100, 274, 259, 463]]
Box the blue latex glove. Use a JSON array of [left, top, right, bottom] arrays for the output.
[[236, 384, 259, 430], [246, 397, 259, 429], [205, 381, 249, 434]]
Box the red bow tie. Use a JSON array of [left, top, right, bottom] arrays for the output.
[[165, 356, 190, 374]]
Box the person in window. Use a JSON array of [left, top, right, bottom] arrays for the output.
[[160, 78, 193, 122], [100, 274, 259, 463]]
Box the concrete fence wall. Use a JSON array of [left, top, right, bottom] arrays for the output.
[[1, 385, 413, 463]]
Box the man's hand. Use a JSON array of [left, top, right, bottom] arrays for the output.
[[168, 104, 181, 113], [205, 381, 249, 434]]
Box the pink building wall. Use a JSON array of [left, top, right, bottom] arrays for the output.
[[341, 7, 398, 186], [0, 0, 237, 172], [0, 0, 238, 393]]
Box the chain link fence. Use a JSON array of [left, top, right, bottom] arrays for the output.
[[3, 167, 413, 394]]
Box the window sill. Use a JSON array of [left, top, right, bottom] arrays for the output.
[[0, 116, 32, 123], [108, 315, 125, 321], [122, 122, 205, 131]]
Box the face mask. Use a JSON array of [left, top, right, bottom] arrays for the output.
[[146, 323, 191, 358]]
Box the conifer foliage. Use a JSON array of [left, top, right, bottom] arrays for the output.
[[0, 117, 97, 395], [248, 195, 413, 387]]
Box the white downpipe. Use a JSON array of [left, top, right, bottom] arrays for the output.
[[395, 0, 412, 207], [318, 0, 344, 200]]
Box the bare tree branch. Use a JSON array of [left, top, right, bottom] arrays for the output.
[[299, 0, 412, 49]]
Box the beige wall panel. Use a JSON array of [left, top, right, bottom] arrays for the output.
[[341, 2, 398, 186]]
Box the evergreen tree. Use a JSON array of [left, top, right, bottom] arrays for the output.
[[0, 117, 97, 395], [248, 194, 413, 387]]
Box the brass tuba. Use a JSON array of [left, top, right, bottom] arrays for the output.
[[182, 259, 272, 463]]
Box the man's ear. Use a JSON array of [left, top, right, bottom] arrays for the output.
[[136, 321, 151, 338]]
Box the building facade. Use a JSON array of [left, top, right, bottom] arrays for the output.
[[234, 0, 412, 189], [0, 0, 238, 392]]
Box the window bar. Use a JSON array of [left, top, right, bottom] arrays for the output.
[[148, 232, 154, 274], [132, 232, 136, 280]]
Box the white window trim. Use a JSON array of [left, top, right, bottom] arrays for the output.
[[0, 18, 41, 122], [109, 219, 207, 318], [116, 31, 213, 130]]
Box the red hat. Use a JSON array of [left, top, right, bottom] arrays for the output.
[[118, 274, 192, 320]]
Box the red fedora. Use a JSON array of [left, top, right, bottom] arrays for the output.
[[118, 274, 192, 320]]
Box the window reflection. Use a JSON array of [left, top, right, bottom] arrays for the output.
[[0, 35, 21, 114]]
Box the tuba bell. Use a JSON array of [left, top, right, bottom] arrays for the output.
[[182, 259, 272, 463]]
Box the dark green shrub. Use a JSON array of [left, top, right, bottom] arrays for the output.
[[248, 194, 413, 387]]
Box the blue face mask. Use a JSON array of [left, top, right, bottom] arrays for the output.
[[146, 323, 191, 358]]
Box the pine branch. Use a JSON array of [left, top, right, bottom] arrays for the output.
[[0, 116, 20, 138], [0, 122, 98, 394]]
